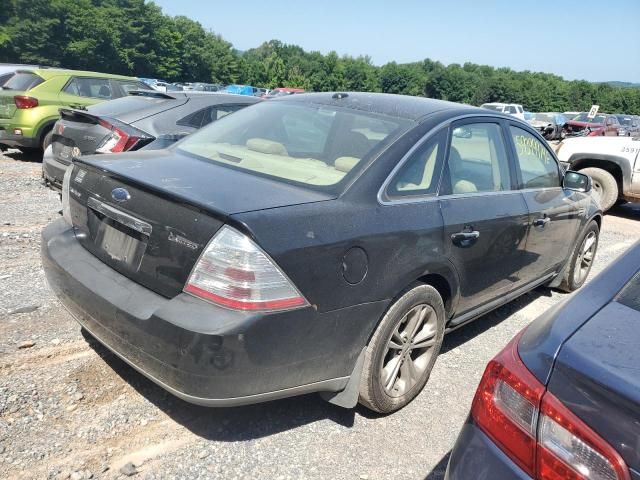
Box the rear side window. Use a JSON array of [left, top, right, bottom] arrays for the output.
[[440, 123, 511, 195], [64, 77, 113, 99], [388, 131, 445, 198], [3, 72, 44, 91], [617, 273, 640, 312], [177, 108, 207, 128], [177, 105, 245, 129], [509, 126, 560, 189]]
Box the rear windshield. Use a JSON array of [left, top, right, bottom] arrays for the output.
[[3, 72, 44, 91], [617, 273, 640, 312], [87, 94, 173, 117], [178, 101, 411, 190]]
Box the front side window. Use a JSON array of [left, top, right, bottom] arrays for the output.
[[64, 77, 113, 99], [388, 132, 444, 198], [178, 101, 410, 189], [510, 126, 560, 189], [440, 123, 511, 195]]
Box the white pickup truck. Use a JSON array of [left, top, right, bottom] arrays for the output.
[[554, 136, 640, 211]]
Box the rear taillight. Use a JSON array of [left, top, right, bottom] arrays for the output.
[[472, 332, 631, 480], [537, 394, 629, 480], [14, 95, 38, 109], [184, 226, 308, 311], [96, 119, 145, 153], [471, 332, 544, 475]]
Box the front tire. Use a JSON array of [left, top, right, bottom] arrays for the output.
[[580, 167, 618, 212], [358, 284, 445, 414], [559, 220, 599, 292]]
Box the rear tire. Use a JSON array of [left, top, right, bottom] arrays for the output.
[[579, 167, 618, 212], [358, 284, 445, 414], [41, 129, 53, 151], [558, 220, 599, 292]]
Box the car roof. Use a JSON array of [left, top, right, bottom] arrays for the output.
[[274, 92, 484, 121], [16, 68, 138, 81]]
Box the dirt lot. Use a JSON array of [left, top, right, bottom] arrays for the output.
[[1, 149, 639, 480]]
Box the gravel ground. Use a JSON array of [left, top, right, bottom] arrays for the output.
[[1, 148, 639, 480]]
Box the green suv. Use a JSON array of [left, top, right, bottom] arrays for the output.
[[0, 68, 150, 152]]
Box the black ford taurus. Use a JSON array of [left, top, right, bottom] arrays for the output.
[[41, 93, 601, 414]]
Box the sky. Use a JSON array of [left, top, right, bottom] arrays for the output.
[[154, 0, 640, 83]]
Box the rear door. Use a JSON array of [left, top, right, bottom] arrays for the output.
[[507, 124, 582, 280], [439, 119, 531, 316]]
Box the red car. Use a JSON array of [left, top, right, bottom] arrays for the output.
[[566, 112, 620, 136]]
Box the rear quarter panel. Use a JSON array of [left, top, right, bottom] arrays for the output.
[[232, 196, 458, 328]]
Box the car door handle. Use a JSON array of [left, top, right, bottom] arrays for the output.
[[451, 230, 480, 248], [533, 217, 551, 228]]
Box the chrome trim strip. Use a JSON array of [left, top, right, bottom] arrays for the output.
[[87, 197, 152, 236]]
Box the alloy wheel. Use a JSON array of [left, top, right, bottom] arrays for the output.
[[380, 304, 438, 398], [573, 231, 597, 285]]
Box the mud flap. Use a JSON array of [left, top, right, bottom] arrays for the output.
[[319, 348, 366, 408]]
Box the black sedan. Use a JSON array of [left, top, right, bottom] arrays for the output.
[[42, 90, 260, 189], [42, 93, 601, 414], [445, 241, 640, 480]]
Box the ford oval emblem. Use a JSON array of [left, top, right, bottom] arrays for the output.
[[111, 188, 130, 203]]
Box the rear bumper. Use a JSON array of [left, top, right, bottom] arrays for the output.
[[445, 421, 532, 480], [42, 147, 69, 190], [41, 218, 386, 406], [0, 127, 39, 148]]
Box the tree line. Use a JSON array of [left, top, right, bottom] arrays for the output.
[[1, 0, 639, 114]]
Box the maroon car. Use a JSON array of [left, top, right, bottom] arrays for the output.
[[566, 112, 620, 136]]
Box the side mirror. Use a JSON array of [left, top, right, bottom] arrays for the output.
[[563, 170, 591, 193]]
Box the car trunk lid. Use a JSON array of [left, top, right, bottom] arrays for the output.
[[67, 149, 333, 297], [53, 109, 115, 163], [546, 299, 640, 472]]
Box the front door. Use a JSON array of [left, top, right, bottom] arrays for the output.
[[439, 120, 530, 316], [507, 125, 582, 280]]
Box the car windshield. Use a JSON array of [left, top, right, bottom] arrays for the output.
[[533, 113, 555, 123], [178, 101, 411, 190], [616, 116, 632, 126], [572, 113, 606, 124], [3, 72, 44, 91], [481, 104, 504, 112]]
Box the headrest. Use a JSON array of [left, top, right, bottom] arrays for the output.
[[334, 156, 359, 173], [453, 180, 478, 194], [246, 138, 288, 156]]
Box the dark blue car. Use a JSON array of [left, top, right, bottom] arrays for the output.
[[446, 241, 640, 480]]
